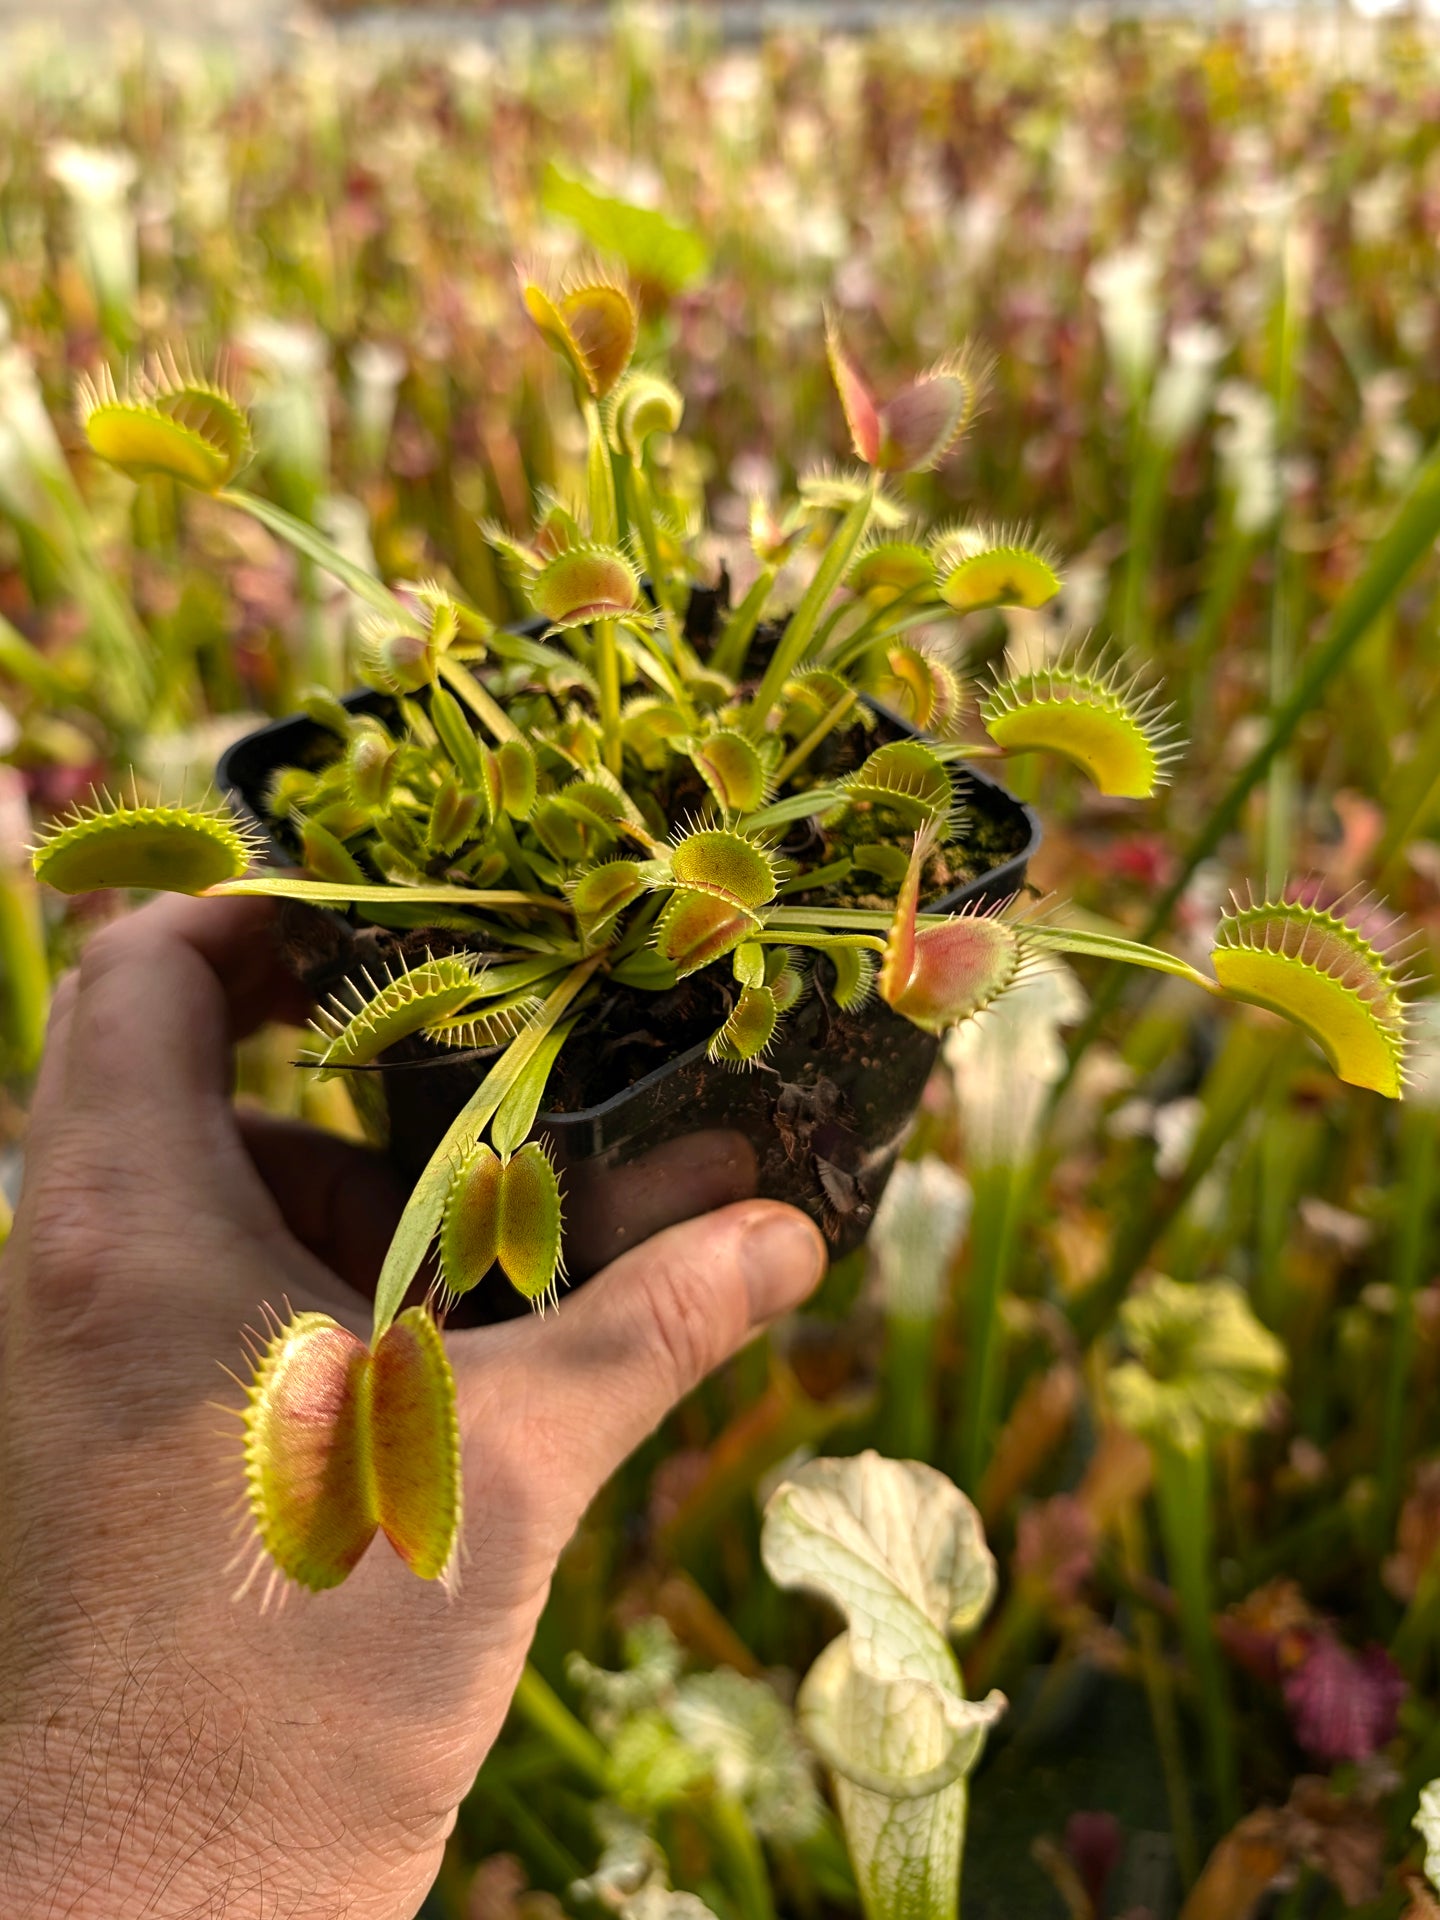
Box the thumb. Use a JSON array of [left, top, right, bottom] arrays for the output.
[[453, 1201, 826, 1514]]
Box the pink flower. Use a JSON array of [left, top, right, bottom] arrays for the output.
[[1282, 1635, 1406, 1764], [1107, 833, 1176, 891]]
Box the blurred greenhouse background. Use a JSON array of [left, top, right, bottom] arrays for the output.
[[7, 3, 1440, 1916]]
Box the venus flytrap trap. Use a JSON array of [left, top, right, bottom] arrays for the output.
[[27, 269, 1418, 1596], [1209, 891, 1417, 1101], [977, 649, 1182, 800], [439, 1139, 565, 1311], [234, 1303, 462, 1597], [77, 354, 254, 493], [31, 786, 265, 895]]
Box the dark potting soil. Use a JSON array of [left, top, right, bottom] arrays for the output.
[[783, 800, 1027, 910], [541, 970, 736, 1112]]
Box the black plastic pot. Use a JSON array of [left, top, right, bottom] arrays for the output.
[[219, 671, 1039, 1319]]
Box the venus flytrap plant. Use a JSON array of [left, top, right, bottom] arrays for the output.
[[27, 278, 1418, 1597], [760, 1452, 1005, 1920], [6, 37, 1440, 1910]]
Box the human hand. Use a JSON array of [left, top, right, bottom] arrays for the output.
[[0, 894, 826, 1919]]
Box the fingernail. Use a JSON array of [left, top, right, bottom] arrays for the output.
[[741, 1209, 826, 1324]]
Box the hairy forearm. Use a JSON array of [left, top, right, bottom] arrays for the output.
[[0, 1528, 473, 1920], [0, 1510, 435, 1920], [0, 1666, 397, 1920], [1, 1686, 314, 1920]]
